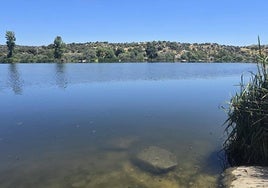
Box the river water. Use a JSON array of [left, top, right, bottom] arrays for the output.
[[0, 63, 256, 188]]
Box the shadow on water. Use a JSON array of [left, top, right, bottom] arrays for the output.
[[202, 150, 225, 175], [8, 64, 23, 95], [55, 63, 68, 89], [200, 149, 228, 187]]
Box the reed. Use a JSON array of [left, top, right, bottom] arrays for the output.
[[223, 37, 268, 166]]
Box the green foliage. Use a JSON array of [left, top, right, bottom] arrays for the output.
[[167, 42, 180, 51], [0, 40, 267, 63], [115, 47, 125, 57], [223, 38, 268, 166], [82, 48, 97, 62], [146, 42, 158, 61], [156, 52, 175, 62], [180, 51, 199, 62], [215, 49, 234, 62], [96, 47, 117, 62], [53, 36, 65, 60], [6, 31, 16, 58]]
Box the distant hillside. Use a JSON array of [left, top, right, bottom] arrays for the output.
[[0, 41, 267, 63]]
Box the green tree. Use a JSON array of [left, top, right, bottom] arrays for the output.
[[146, 42, 158, 61], [167, 42, 179, 50], [6, 31, 16, 58], [96, 47, 117, 62], [115, 47, 125, 57], [83, 48, 97, 62], [53, 36, 64, 59]]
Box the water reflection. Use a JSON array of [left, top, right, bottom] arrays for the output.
[[8, 64, 23, 95], [55, 63, 68, 89], [0, 63, 256, 91]]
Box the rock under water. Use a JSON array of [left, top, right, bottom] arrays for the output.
[[135, 146, 178, 173]]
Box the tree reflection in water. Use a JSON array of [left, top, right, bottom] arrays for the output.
[[55, 63, 68, 89], [8, 64, 23, 95]]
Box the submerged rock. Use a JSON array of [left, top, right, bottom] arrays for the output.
[[135, 146, 178, 173]]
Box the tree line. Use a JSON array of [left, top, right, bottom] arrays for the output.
[[0, 31, 267, 63], [2, 31, 64, 63]]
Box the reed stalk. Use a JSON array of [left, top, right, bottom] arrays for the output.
[[223, 37, 268, 166]]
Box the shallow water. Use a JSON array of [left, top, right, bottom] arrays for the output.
[[0, 63, 256, 187]]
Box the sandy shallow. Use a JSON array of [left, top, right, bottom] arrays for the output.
[[0, 146, 219, 188]]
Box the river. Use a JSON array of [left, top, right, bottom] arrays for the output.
[[0, 63, 256, 187]]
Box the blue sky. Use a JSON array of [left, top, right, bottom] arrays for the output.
[[0, 0, 267, 46]]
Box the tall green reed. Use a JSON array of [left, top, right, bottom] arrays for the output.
[[223, 37, 268, 166]]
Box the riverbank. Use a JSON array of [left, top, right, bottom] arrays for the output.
[[1, 41, 266, 63], [221, 166, 268, 187]]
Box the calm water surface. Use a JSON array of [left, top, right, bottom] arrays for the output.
[[0, 63, 256, 188]]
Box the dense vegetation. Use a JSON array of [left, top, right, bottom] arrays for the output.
[[0, 33, 267, 63], [223, 39, 268, 166]]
